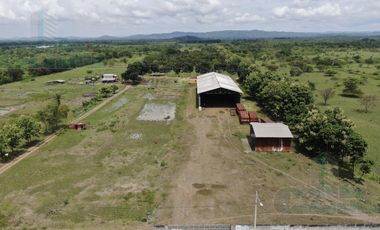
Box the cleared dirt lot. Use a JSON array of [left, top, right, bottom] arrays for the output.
[[156, 87, 380, 225]]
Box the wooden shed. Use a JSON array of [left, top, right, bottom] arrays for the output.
[[68, 123, 87, 130], [249, 122, 293, 152]]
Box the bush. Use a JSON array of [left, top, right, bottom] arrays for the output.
[[342, 77, 363, 97], [290, 66, 303, 77]]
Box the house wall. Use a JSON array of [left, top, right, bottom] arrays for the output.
[[252, 137, 292, 152]]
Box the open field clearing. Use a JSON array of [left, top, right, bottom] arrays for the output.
[[1, 41, 380, 229], [0, 78, 190, 228], [0, 61, 128, 122], [0, 79, 379, 228], [156, 85, 380, 225]]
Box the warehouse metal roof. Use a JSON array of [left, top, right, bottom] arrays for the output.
[[196, 72, 243, 94], [250, 122, 293, 138]]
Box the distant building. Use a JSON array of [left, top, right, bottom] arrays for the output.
[[249, 122, 293, 152], [196, 72, 243, 110], [46, 80, 65, 84], [101, 74, 117, 83]]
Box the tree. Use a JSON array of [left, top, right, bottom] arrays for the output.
[[296, 108, 357, 160], [289, 66, 302, 77], [122, 62, 144, 83], [37, 96, 69, 133], [360, 95, 377, 113], [6, 66, 24, 82], [342, 77, 363, 97], [237, 63, 250, 82], [195, 61, 212, 74], [258, 79, 314, 124], [324, 69, 337, 77], [3, 123, 23, 152], [345, 132, 368, 177], [358, 159, 374, 179], [15, 116, 41, 143], [111, 85, 119, 94], [320, 88, 336, 105], [0, 129, 9, 158]]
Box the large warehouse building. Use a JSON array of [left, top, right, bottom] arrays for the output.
[[196, 72, 243, 109]]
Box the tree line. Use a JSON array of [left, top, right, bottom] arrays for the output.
[[121, 45, 251, 82], [0, 94, 69, 161], [242, 71, 374, 180]]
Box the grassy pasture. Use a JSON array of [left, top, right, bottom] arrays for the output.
[[0, 59, 132, 123], [294, 50, 380, 173], [0, 78, 191, 228]]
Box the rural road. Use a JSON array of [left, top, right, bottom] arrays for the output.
[[0, 85, 130, 175]]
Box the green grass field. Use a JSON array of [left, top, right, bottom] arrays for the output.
[[0, 78, 191, 228], [0, 42, 380, 228]]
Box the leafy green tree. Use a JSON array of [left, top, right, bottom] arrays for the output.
[[325, 69, 337, 77], [111, 85, 119, 94], [296, 108, 368, 177], [346, 132, 368, 175], [243, 72, 281, 99], [6, 66, 24, 82], [122, 62, 144, 83], [37, 96, 69, 133], [15, 116, 41, 143], [358, 159, 374, 179], [237, 63, 250, 82], [3, 123, 23, 152], [195, 61, 212, 74], [258, 79, 314, 123], [290, 66, 303, 77], [0, 129, 9, 157], [343, 77, 363, 97]]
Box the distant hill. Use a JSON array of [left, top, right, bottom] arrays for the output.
[[1, 30, 380, 42], [126, 30, 380, 41]]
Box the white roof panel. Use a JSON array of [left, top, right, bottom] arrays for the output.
[[250, 122, 293, 138], [197, 72, 243, 94]]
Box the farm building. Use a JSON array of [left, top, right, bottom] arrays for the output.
[[101, 74, 117, 83], [196, 72, 243, 109], [249, 122, 293, 152], [46, 80, 65, 84]]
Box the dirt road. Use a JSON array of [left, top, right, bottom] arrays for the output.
[[0, 86, 130, 175], [156, 104, 380, 225], [156, 108, 258, 225]]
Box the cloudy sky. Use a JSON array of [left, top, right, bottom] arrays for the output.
[[0, 0, 379, 38]]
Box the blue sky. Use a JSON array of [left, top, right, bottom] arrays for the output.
[[0, 0, 379, 38]]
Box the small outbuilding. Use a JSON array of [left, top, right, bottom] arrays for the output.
[[249, 122, 293, 152], [46, 80, 65, 85], [196, 72, 243, 109], [101, 74, 117, 83], [68, 123, 87, 130]]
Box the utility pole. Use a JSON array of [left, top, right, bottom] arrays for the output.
[[253, 191, 263, 230], [254, 191, 257, 230]]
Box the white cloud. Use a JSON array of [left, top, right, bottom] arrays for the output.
[[273, 6, 289, 17], [274, 2, 342, 18], [0, 0, 379, 37], [233, 13, 265, 23]]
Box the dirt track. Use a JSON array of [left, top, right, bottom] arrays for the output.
[[156, 104, 380, 225], [0, 86, 130, 175], [156, 108, 257, 225]]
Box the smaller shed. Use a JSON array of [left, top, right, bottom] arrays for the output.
[[249, 122, 293, 152], [68, 123, 87, 130], [101, 74, 117, 83]]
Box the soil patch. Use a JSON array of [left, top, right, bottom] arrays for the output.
[[137, 103, 176, 122]]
